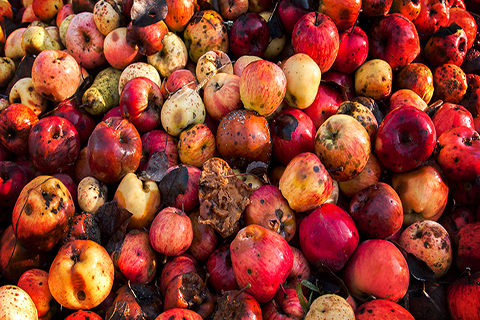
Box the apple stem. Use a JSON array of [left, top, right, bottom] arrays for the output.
[[467, 267, 472, 283], [233, 283, 252, 303], [425, 99, 443, 118], [162, 256, 168, 264], [327, 166, 344, 173]]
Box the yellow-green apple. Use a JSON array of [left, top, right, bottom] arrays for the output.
[[343, 239, 410, 302], [0, 56, 15, 87], [455, 221, 480, 273], [28, 116, 81, 174], [355, 59, 393, 101], [387, 88, 429, 113], [0, 285, 38, 320], [299, 203, 359, 272], [126, 19, 169, 56], [230, 224, 293, 303], [120, 76, 163, 134], [395, 62, 434, 103], [164, 0, 196, 32], [188, 210, 219, 261], [48, 239, 114, 310], [65, 12, 107, 69], [349, 182, 404, 239], [232, 55, 263, 77], [303, 80, 344, 129], [177, 123, 216, 168], [317, 0, 362, 31], [17, 268, 59, 320], [447, 269, 480, 320], [239, 59, 287, 117], [163, 164, 201, 213], [93, 0, 125, 36], [202, 73, 242, 123], [229, 12, 270, 58], [270, 107, 316, 166], [390, 0, 421, 20], [449, 7, 477, 49], [332, 26, 369, 74], [114, 229, 157, 285], [314, 114, 371, 181], [398, 220, 453, 278], [103, 27, 141, 70], [21, 24, 62, 55], [278, 152, 333, 213], [0, 103, 38, 156], [215, 109, 272, 169], [206, 244, 239, 294], [291, 11, 339, 73], [413, 0, 450, 38], [244, 184, 296, 242], [31, 49, 81, 103], [183, 10, 229, 63], [113, 172, 161, 229], [391, 162, 449, 225], [434, 126, 480, 181], [9, 77, 48, 116], [149, 206, 193, 257], [59, 14, 75, 46], [374, 106, 436, 172], [305, 294, 355, 320], [368, 13, 420, 72], [355, 299, 415, 320], [432, 64, 467, 104], [338, 153, 382, 197], [334, 100, 378, 139], [138, 129, 179, 172], [424, 24, 468, 69], [77, 176, 108, 214], [432, 102, 474, 137], [0, 161, 29, 207], [87, 116, 142, 184], [147, 32, 189, 79], [281, 53, 322, 109], [12, 175, 75, 252]]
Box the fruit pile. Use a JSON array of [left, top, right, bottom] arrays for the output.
[[0, 0, 479, 319]]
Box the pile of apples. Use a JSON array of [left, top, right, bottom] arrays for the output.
[[0, 0, 479, 319]]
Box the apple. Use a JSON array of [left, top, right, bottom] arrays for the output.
[[61, 211, 101, 246], [155, 309, 203, 320], [160, 68, 197, 99], [4, 28, 27, 61], [424, 24, 468, 69], [335, 100, 379, 139], [206, 244, 239, 294], [455, 221, 480, 273], [31, 49, 81, 103], [138, 129, 179, 173], [229, 12, 270, 58], [126, 19, 169, 56], [92, 0, 124, 36], [230, 224, 293, 303], [77, 176, 108, 214], [362, 0, 393, 17], [277, 0, 310, 36], [248, 0, 272, 12], [278, 152, 334, 213], [64, 310, 103, 320], [332, 26, 369, 75], [0, 285, 38, 320], [291, 11, 339, 73], [303, 80, 344, 129], [56, 3, 74, 27], [434, 126, 480, 181], [395, 62, 434, 103], [433, 63, 468, 104], [8, 77, 48, 116], [159, 253, 200, 296], [314, 114, 371, 182], [439, 206, 476, 247], [0, 161, 29, 207], [218, 0, 248, 20], [12, 175, 75, 253], [149, 206, 193, 257], [163, 164, 201, 213], [317, 0, 362, 31], [203, 72, 242, 123], [343, 239, 410, 302], [232, 55, 263, 77], [188, 210, 218, 261], [355, 58, 393, 101], [299, 203, 359, 272], [65, 12, 107, 69], [147, 32, 189, 79], [432, 102, 474, 138], [164, 0, 196, 32], [349, 182, 403, 239], [449, 7, 477, 49], [0, 103, 38, 156], [103, 27, 141, 70], [338, 153, 382, 197], [28, 116, 81, 175], [87, 116, 142, 184], [460, 74, 480, 117], [375, 106, 436, 173], [388, 88, 429, 114], [447, 269, 480, 319], [48, 239, 114, 310], [177, 123, 216, 168], [413, 0, 450, 37], [355, 299, 415, 319], [239, 59, 287, 117], [305, 294, 355, 320]]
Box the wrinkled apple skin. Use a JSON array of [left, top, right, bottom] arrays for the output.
[[230, 224, 293, 303], [299, 203, 359, 272]]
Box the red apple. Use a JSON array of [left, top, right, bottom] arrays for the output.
[[362, 0, 393, 17], [355, 299, 415, 320], [0, 161, 29, 207], [159, 253, 200, 296], [277, 0, 310, 35], [299, 203, 359, 272], [206, 244, 240, 294], [229, 12, 270, 58], [0, 103, 38, 156], [387, 89, 429, 113], [64, 310, 103, 320], [218, 0, 248, 21], [449, 7, 477, 49], [292, 11, 339, 73], [343, 239, 410, 302], [395, 62, 434, 104], [424, 23, 468, 69], [455, 221, 480, 273], [138, 129, 178, 173], [188, 211, 218, 262], [332, 26, 369, 74], [447, 269, 480, 319], [203, 72, 242, 123], [164, 0, 196, 32], [439, 206, 476, 247], [432, 102, 474, 138], [413, 0, 450, 37], [317, 0, 362, 31]]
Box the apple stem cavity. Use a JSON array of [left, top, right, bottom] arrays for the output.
[[233, 283, 252, 303]]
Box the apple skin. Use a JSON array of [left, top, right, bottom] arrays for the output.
[[446, 270, 480, 320], [164, 0, 196, 32], [138, 129, 178, 173], [277, 0, 310, 35], [432, 102, 474, 141], [31, 49, 81, 103], [126, 19, 169, 56], [424, 24, 468, 69], [103, 27, 141, 70], [368, 13, 421, 72], [203, 72, 242, 123], [434, 126, 480, 181], [230, 224, 293, 304], [449, 7, 477, 49], [455, 221, 480, 273], [374, 106, 436, 173], [349, 182, 404, 240], [299, 203, 359, 272], [28, 116, 81, 175], [338, 153, 382, 198], [304, 80, 344, 130], [332, 26, 369, 74], [343, 239, 410, 302], [0, 285, 38, 320], [395, 62, 434, 104], [87, 116, 142, 184], [270, 108, 316, 166], [354, 58, 393, 101], [206, 244, 240, 294], [229, 12, 270, 58], [439, 206, 476, 247], [292, 11, 339, 73], [388, 88, 428, 114], [159, 253, 200, 296], [164, 164, 201, 213], [178, 123, 216, 168], [413, 0, 450, 37], [317, 0, 362, 31], [0, 161, 29, 207], [432, 63, 468, 104], [304, 294, 354, 320], [188, 210, 218, 262], [12, 175, 75, 253], [48, 239, 114, 310], [355, 299, 415, 319], [155, 309, 203, 320], [64, 310, 103, 320]]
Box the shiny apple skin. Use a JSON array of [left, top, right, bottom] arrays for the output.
[[0, 103, 39, 156]]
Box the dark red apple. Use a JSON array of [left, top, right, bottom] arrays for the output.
[[277, 0, 310, 36], [303, 81, 344, 129], [424, 23, 468, 69], [0, 103, 38, 156], [159, 253, 200, 296], [229, 12, 270, 58], [455, 221, 480, 273], [0, 161, 29, 207], [138, 129, 179, 172], [332, 26, 369, 74], [126, 20, 168, 56], [206, 244, 240, 294], [432, 102, 474, 137], [188, 211, 218, 262], [446, 269, 480, 319]]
